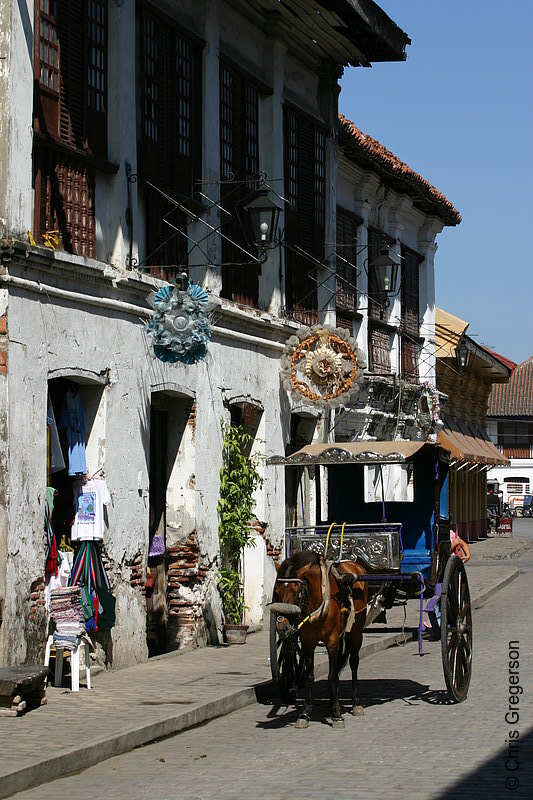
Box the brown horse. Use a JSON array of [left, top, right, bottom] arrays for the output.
[[272, 550, 367, 728]]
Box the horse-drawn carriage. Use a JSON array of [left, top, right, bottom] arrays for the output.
[[268, 440, 472, 726]]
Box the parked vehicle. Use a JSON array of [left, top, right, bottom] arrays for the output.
[[269, 440, 473, 705]]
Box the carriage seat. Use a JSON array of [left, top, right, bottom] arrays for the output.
[[400, 549, 432, 580]]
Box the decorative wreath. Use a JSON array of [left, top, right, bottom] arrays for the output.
[[415, 381, 441, 434], [280, 325, 367, 408], [145, 278, 211, 365]]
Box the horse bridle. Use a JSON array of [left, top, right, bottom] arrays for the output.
[[277, 577, 309, 611], [272, 558, 335, 635], [271, 576, 310, 636]]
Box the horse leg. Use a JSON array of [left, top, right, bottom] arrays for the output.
[[295, 650, 314, 729], [350, 620, 364, 716], [328, 645, 345, 729]]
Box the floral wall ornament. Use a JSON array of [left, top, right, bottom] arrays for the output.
[[415, 381, 441, 438], [145, 276, 211, 365], [280, 325, 367, 408]]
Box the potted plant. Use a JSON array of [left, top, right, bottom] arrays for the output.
[[217, 420, 263, 643]]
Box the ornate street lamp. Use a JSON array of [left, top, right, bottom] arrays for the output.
[[241, 187, 282, 260], [369, 245, 400, 295], [455, 336, 471, 369]]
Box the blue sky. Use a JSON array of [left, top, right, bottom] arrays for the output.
[[339, 0, 533, 365]]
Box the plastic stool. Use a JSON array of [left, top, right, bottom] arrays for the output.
[[44, 634, 91, 691]]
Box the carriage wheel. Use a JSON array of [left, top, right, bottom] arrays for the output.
[[441, 556, 473, 702], [269, 611, 305, 703]]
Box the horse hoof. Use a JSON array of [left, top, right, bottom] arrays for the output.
[[331, 717, 345, 729], [295, 716, 310, 729], [352, 705, 364, 716]]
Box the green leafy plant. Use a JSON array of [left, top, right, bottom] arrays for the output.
[[217, 420, 263, 625]]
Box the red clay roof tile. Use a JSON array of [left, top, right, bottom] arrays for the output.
[[338, 114, 461, 227], [488, 357, 533, 417]]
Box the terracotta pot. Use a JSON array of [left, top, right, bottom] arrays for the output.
[[223, 624, 249, 645]]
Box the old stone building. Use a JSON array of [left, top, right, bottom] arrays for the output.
[[0, 1, 460, 671]]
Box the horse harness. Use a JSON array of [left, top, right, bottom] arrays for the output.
[[274, 558, 355, 633]]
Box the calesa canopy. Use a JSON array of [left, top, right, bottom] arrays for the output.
[[268, 440, 448, 466]]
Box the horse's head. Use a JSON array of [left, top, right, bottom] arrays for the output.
[[270, 577, 307, 638], [270, 552, 317, 638]]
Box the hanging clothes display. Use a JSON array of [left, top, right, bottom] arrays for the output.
[[71, 478, 111, 542], [44, 486, 58, 577], [69, 541, 116, 631], [45, 549, 74, 611], [59, 385, 88, 476], [47, 394, 65, 474]]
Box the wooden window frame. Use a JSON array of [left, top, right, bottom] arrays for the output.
[[138, 5, 202, 275], [283, 107, 327, 325], [368, 323, 392, 375], [33, 1, 109, 257], [400, 244, 423, 382], [335, 207, 359, 332], [219, 60, 260, 307]]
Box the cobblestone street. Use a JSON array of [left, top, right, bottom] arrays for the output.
[[11, 544, 533, 800]]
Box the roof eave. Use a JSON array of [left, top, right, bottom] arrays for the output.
[[328, 0, 410, 62]]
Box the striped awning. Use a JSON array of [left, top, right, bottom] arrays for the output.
[[437, 415, 509, 466]]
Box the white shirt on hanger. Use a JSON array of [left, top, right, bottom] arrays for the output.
[[71, 479, 111, 541]]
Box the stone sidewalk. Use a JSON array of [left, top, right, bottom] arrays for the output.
[[0, 533, 530, 799]]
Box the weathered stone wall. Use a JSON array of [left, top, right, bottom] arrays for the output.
[[0, 244, 290, 667]]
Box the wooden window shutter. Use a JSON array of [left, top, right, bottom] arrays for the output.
[[33, 1, 101, 258], [283, 109, 321, 324], [139, 8, 200, 274], [401, 246, 421, 335], [58, 0, 86, 150], [220, 62, 259, 307], [369, 325, 391, 375], [401, 339, 419, 382], [400, 245, 421, 381], [313, 128, 325, 254], [34, 0, 60, 137], [140, 11, 196, 194], [335, 207, 357, 313], [33, 144, 96, 257], [86, 0, 107, 158], [367, 228, 386, 321], [140, 11, 159, 179]]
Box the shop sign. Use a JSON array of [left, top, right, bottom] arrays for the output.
[[497, 517, 513, 534]]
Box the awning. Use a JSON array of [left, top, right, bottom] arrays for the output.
[[268, 440, 442, 466], [437, 416, 509, 466]]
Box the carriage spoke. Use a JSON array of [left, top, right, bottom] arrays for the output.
[[441, 556, 473, 703]]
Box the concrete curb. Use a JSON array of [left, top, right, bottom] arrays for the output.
[[1, 688, 258, 799], [0, 565, 522, 800]]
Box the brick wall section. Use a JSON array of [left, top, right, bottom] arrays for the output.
[[187, 402, 196, 429], [251, 519, 283, 564], [126, 553, 144, 592], [167, 532, 208, 638], [28, 576, 46, 621]]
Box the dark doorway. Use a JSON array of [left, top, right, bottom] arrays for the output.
[[147, 404, 168, 656]]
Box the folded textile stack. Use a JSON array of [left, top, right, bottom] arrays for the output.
[[49, 586, 86, 646]]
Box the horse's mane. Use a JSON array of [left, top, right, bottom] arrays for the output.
[[277, 550, 321, 578]]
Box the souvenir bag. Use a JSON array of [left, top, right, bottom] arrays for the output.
[[148, 534, 166, 557], [93, 546, 116, 631], [69, 541, 97, 630], [80, 584, 95, 624]]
